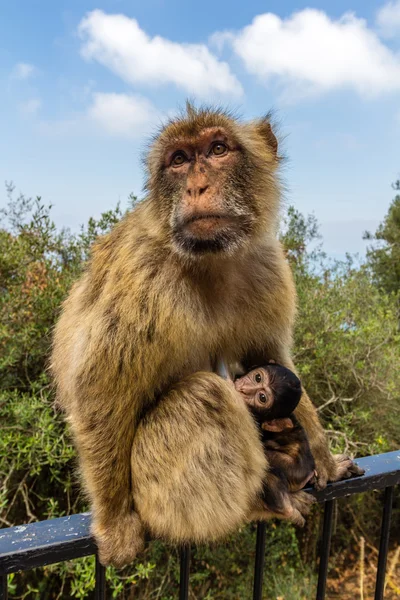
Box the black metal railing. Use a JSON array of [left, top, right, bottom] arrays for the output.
[[1, 450, 399, 600]]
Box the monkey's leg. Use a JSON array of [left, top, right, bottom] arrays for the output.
[[131, 372, 267, 543], [65, 401, 145, 568]]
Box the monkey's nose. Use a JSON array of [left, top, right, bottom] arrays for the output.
[[186, 185, 209, 197]]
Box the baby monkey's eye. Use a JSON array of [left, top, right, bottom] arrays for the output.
[[259, 392, 267, 404], [210, 142, 227, 156], [255, 372, 262, 383], [171, 152, 188, 166]]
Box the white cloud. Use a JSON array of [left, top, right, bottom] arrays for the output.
[[214, 8, 400, 99], [87, 92, 158, 138], [12, 62, 36, 80], [376, 0, 400, 38], [34, 90, 159, 139], [19, 98, 41, 115], [78, 10, 242, 98]]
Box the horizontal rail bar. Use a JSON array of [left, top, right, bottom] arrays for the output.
[[0, 513, 95, 575], [1, 451, 399, 576], [308, 450, 400, 502]]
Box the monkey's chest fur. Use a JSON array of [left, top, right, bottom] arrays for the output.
[[85, 240, 294, 399]]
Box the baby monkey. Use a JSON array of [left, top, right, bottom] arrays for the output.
[[234, 362, 317, 497]]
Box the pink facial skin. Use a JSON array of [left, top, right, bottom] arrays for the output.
[[234, 367, 274, 412]]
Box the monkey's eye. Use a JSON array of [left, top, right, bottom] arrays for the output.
[[210, 142, 227, 156], [171, 152, 188, 167], [255, 372, 262, 383], [259, 392, 267, 404]]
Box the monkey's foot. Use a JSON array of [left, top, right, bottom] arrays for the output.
[[288, 490, 316, 526], [313, 453, 365, 490], [92, 512, 145, 568], [312, 449, 337, 490], [251, 490, 315, 527], [330, 453, 365, 482]]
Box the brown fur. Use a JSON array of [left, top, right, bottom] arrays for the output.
[[51, 104, 352, 568], [132, 372, 266, 542]]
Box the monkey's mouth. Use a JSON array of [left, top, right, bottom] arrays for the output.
[[181, 213, 237, 234], [172, 212, 251, 255]]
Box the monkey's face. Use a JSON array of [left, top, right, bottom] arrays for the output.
[[147, 107, 280, 257], [234, 367, 275, 413], [164, 127, 254, 256], [235, 364, 302, 419]]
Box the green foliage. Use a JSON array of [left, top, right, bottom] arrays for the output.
[[1, 184, 399, 598], [364, 181, 400, 294], [294, 260, 400, 454]]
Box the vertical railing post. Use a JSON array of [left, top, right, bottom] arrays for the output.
[[179, 544, 191, 600], [94, 555, 106, 600], [374, 486, 394, 600], [316, 500, 335, 600], [0, 575, 8, 600], [253, 522, 267, 600]]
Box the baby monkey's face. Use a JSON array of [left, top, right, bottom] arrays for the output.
[[234, 367, 273, 412], [234, 363, 302, 419]]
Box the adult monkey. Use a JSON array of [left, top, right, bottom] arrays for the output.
[[51, 104, 361, 567]]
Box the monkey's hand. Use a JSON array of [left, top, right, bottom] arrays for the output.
[[92, 512, 145, 568]]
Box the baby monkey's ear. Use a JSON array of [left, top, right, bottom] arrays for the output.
[[262, 418, 294, 432]]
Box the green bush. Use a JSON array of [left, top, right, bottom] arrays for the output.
[[1, 186, 399, 598]]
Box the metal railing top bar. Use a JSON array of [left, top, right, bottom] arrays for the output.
[[0, 513, 95, 575], [310, 450, 400, 502], [0, 450, 399, 577]]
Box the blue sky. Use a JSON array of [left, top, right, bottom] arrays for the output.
[[1, 0, 400, 259]]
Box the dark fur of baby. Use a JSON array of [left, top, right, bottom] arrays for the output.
[[234, 363, 316, 492]]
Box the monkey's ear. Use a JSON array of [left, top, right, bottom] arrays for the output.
[[255, 117, 278, 156]]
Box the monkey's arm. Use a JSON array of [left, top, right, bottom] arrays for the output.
[[280, 356, 364, 488], [263, 424, 317, 492], [60, 374, 145, 566], [51, 292, 147, 567]]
